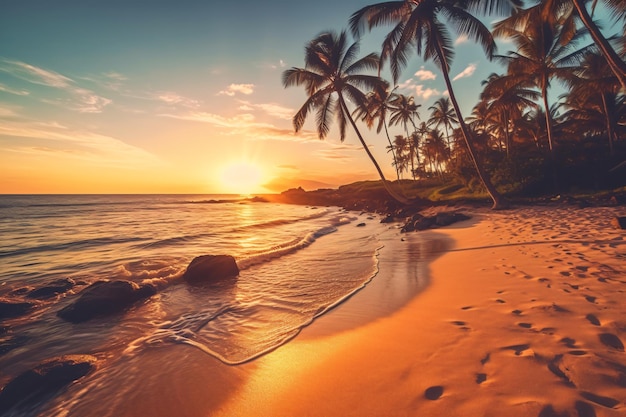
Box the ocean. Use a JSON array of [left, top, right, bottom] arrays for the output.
[[0, 194, 440, 416]]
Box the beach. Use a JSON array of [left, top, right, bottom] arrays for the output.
[[2, 200, 626, 416], [208, 204, 626, 417]]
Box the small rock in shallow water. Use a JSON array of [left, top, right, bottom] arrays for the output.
[[0, 355, 96, 414], [57, 280, 156, 323], [182, 255, 239, 284], [0, 299, 36, 319], [27, 278, 75, 299]]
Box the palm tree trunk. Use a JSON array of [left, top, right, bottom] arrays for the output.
[[436, 46, 506, 209], [601, 93, 615, 156], [541, 81, 559, 191], [339, 96, 410, 204], [573, 0, 626, 92], [541, 81, 554, 152], [383, 120, 401, 180]]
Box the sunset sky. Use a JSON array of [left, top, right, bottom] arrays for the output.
[[0, 0, 593, 194]]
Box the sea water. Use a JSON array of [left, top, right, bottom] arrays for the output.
[[0, 194, 441, 416]]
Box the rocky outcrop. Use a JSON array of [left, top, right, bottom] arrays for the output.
[[182, 255, 239, 284], [0, 299, 36, 320], [26, 278, 76, 300], [0, 355, 96, 414], [400, 211, 470, 233], [57, 280, 156, 323]]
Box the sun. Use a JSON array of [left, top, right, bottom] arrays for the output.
[[219, 161, 265, 195]]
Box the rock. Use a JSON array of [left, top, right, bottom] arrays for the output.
[[611, 216, 626, 230], [356, 222, 366, 227], [0, 355, 96, 414], [0, 299, 36, 319], [435, 212, 470, 227], [27, 278, 75, 300], [380, 214, 395, 224], [182, 255, 239, 284], [57, 280, 156, 323]]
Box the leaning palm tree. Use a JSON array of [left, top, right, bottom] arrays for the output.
[[349, 0, 512, 209], [282, 30, 410, 204]]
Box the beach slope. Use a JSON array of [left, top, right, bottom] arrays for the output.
[[215, 205, 626, 417]]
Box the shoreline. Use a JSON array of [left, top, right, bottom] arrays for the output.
[[210, 205, 626, 417]]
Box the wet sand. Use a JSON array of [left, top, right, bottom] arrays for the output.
[[210, 205, 626, 417]]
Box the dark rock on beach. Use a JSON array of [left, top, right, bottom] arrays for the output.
[[612, 216, 626, 230], [27, 278, 76, 299], [0, 299, 36, 320], [57, 280, 156, 323], [401, 211, 470, 233], [0, 354, 96, 414], [182, 255, 239, 284]]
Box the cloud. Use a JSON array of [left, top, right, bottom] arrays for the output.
[[399, 78, 442, 100], [413, 85, 442, 100], [155, 92, 200, 108], [0, 60, 112, 113], [452, 63, 477, 81], [73, 88, 113, 113], [160, 110, 316, 142], [455, 34, 469, 45], [413, 66, 437, 81], [238, 100, 294, 120], [1, 59, 73, 88], [268, 59, 287, 70], [0, 104, 21, 118], [0, 83, 29, 96], [217, 83, 255, 96], [0, 119, 161, 168]]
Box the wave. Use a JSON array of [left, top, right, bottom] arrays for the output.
[[0, 236, 149, 259], [137, 208, 333, 250], [236, 213, 355, 270]]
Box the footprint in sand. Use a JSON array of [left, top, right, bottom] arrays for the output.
[[574, 401, 597, 417], [560, 337, 577, 348], [424, 386, 444, 400], [585, 314, 601, 326], [580, 391, 621, 409], [475, 373, 487, 384], [501, 343, 531, 356], [598, 333, 624, 351], [584, 295, 597, 304], [547, 354, 575, 387]]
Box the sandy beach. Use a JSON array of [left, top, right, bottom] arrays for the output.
[[201, 204, 626, 417]]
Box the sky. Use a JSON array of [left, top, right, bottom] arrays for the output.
[[0, 0, 604, 194]]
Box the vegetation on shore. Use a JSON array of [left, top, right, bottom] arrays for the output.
[[282, 0, 626, 209]]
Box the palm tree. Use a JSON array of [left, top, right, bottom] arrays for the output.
[[392, 134, 410, 178], [389, 93, 421, 179], [349, 0, 511, 209], [493, 0, 626, 90], [354, 84, 402, 179], [480, 73, 540, 157], [282, 30, 409, 204], [495, 15, 592, 154], [428, 97, 458, 160], [570, 51, 623, 154]]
